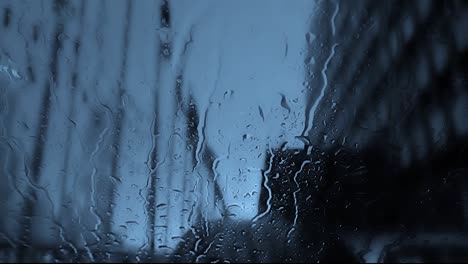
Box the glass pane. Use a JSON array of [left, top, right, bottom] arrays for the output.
[[1, 0, 468, 262]]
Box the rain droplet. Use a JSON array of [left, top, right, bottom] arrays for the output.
[[258, 106, 265, 121], [280, 94, 291, 113]]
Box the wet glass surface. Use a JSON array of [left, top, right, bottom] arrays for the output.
[[1, 0, 468, 262]]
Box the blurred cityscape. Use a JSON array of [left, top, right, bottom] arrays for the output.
[[1, 0, 468, 262]]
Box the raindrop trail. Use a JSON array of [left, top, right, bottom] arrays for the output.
[[204, 175, 210, 236], [195, 238, 216, 262], [188, 123, 204, 231], [211, 144, 231, 217], [212, 158, 223, 217], [188, 54, 222, 232], [0, 232, 15, 248], [144, 113, 158, 252], [302, 43, 338, 138], [193, 53, 222, 174], [252, 144, 275, 223], [292, 160, 311, 227], [2, 139, 27, 200], [18, 143, 79, 256], [331, 1, 340, 36], [88, 103, 112, 237], [188, 106, 207, 232]]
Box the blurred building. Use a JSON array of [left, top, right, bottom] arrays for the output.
[[259, 0, 468, 262]]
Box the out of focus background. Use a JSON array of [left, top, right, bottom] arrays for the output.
[[1, 0, 468, 262]]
